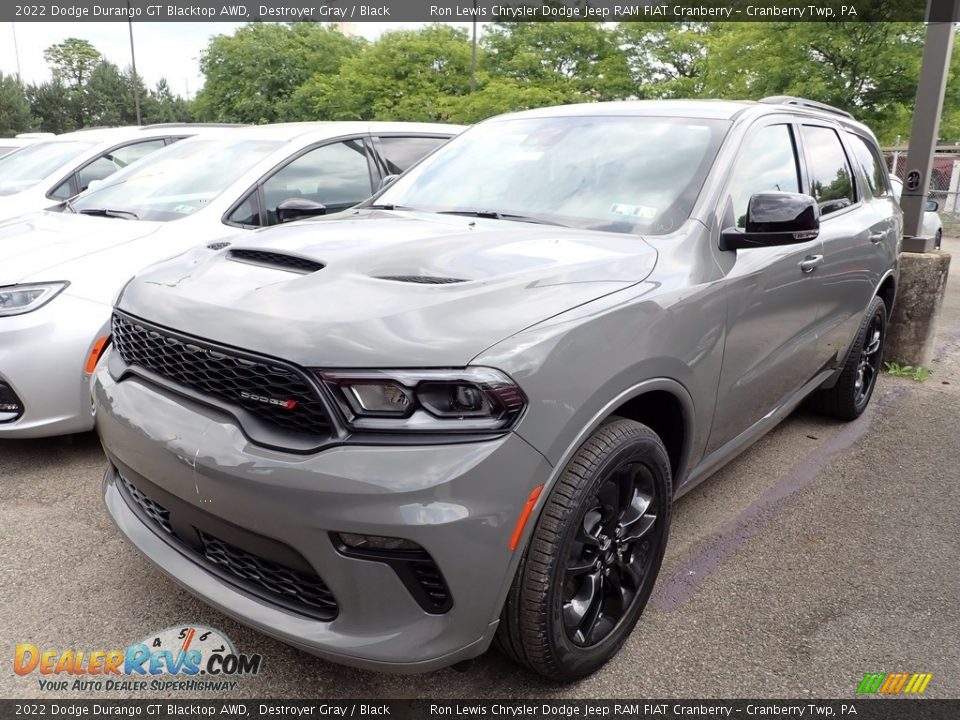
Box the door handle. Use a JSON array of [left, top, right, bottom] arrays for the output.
[[869, 231, 885, 244], [799, 255, 824, 273]]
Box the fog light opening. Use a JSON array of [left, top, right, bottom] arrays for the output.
[[336, 533, 422, 553]]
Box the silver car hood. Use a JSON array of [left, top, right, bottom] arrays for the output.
[[0, 210, 163, 286], [118, 211, 659, 367]]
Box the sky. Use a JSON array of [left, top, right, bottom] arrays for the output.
[[1, 22, 450, 98]]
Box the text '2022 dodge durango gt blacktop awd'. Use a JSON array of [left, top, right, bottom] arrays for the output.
[[94, 98, 900, 681]]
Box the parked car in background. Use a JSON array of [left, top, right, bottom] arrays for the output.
[[890, 174, 943, 249], [0, 121, 462, 438], [0, 133, 56, 157], [0, 125, 232, 222], [92, 98, 899, 680]]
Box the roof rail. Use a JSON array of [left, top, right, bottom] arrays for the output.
[[141, 122, 246, 129], [758, 95, 854, 119]]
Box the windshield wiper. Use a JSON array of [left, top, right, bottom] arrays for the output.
[[437, 209, 566, 227], [63, 198, 78, 214], [76, 208, 140, 220], [366, 203, 414, 211]]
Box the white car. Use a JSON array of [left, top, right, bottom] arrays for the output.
[[0, 133, 56, 157], [890, 174, 943, 249], [0, 121, 462, 438], [0, 125, 230, 222]]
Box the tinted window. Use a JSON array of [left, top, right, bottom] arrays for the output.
[[848, 133, 890, 198], [378, 136, 449, 174], [379, 117, 728, 236], [261, 139, 372, 225], [801, 125, 855, 215], [728, 124, 800, 228], [50, 175, 79, 200], [228, 192, 261, 226], [77, 139, 167, 191]]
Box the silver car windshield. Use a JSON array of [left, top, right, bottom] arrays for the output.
[[377, 116, 729, 235], [0, 141, 95, 196], [72, 137, 282, 221]]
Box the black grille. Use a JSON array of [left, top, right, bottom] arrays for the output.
[[120, 475, 173, 535], [200, 532, 337, 619], [228, 249, 324, 274], [111, 313, 331, 437], [0, 382, 23, 421], [375, 275, 466, 284], [118, 473, 338, 621], [411, 562, 451, 611]]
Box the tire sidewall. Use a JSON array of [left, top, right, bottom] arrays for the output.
[[854, 299, 887, 415], [539, 426, 672, 679]]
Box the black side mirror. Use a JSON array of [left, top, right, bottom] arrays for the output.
[[720, 192, 820, 251], [276, 198, 327, 224], [377, 174, 399, 191], [925, 199, 940, 212]]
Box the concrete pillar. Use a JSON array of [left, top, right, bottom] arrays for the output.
[[886, 252, 952, 367]]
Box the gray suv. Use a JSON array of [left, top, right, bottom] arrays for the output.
[[94, 98, 900, 681]]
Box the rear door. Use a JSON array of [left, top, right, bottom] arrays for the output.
[[706, 119, 826, 454], [798, 123, 896, 368]]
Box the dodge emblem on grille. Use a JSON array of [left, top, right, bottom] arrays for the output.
[[240, 391, 298, 410]]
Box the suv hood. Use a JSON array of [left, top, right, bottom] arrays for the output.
[[118, 211, 659, 367], [0, 211, 163, 286]]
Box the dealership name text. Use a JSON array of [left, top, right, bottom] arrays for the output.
[[429, 4, 859, 19]]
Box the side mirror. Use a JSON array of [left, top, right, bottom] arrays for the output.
[[276, 197, 327, 224], [82, 179, 104, 192], [721, 192, 820, 251], [925, 199, 940, 212], [377, 174, 399, 191]]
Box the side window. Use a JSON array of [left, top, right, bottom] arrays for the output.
[[377, 136, 449, 174], [261, 139, 372, 226], [77, 139, 167, 191], [800, 125, 856, 215], [848, 133, 890, 198], [728, 124, 800, 228], [50, 175, 79, 200], [227, 192, 262, 227]]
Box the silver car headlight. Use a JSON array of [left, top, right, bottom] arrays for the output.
[[0, 282, 69, 317], [317, 367, 527, 432]]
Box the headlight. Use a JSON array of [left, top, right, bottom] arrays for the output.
[[0, 282, 69, 317], [318, 367, 527, 432]]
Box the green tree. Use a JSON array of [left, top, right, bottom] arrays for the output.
[[291, 24, 475, 121], [43, 38, 102, 89], [194, 22, 360, 123], [0, 73, 34, 135], [84, 61, 131, 126], [26, 81, 76, 133], [482, 22, 632, 101], [442, 78, 573, 124], [618, 23, 710, 98]]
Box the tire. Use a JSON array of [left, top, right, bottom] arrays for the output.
[[495, 418, 672, 681], [811, 295, 887, 421], [935, 229, 942, 251]]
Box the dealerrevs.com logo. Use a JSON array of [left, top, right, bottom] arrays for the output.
[[13, 625, 263, 693]]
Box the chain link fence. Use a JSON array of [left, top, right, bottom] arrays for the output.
[[883, 146, 960, 234]]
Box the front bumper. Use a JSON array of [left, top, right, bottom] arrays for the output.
[[94, 360, 552, 672], [0, 293, 109, 438]]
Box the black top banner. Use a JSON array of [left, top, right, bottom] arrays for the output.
[[3, 0, 958, 23], [1, 699, 960, 720]]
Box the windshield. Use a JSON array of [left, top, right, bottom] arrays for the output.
[[71, 137, 282, 221], [377, 115, 729, 235], [0, 141, 95, 196]]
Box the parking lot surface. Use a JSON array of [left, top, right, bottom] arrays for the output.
[[2, 238, 958, 699]]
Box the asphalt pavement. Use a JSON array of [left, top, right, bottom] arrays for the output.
[[2, 238, 958, 700]]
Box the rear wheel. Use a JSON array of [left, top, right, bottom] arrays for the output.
[[935, 228, 942, 250], [495, 418, 671, 681], [812, 296, 886, 421]]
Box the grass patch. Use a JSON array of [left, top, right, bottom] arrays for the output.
[[884, 362, 933, 382]]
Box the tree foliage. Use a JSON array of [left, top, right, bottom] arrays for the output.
[[0, 39, 193, 136], [194, 22, 361, 123]]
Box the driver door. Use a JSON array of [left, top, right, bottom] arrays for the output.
[[706, 120, 826, 454]]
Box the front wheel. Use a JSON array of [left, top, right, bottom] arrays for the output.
[[495, 418, 672, 681], [812, 295, 887, 421]]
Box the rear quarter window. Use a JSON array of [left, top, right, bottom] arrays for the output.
[[847, 133, 891, 198]]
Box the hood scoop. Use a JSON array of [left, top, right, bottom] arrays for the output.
[[206, 241, 231, 251], [227, 248, 324, 274], [375, 274, 467, 285]]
